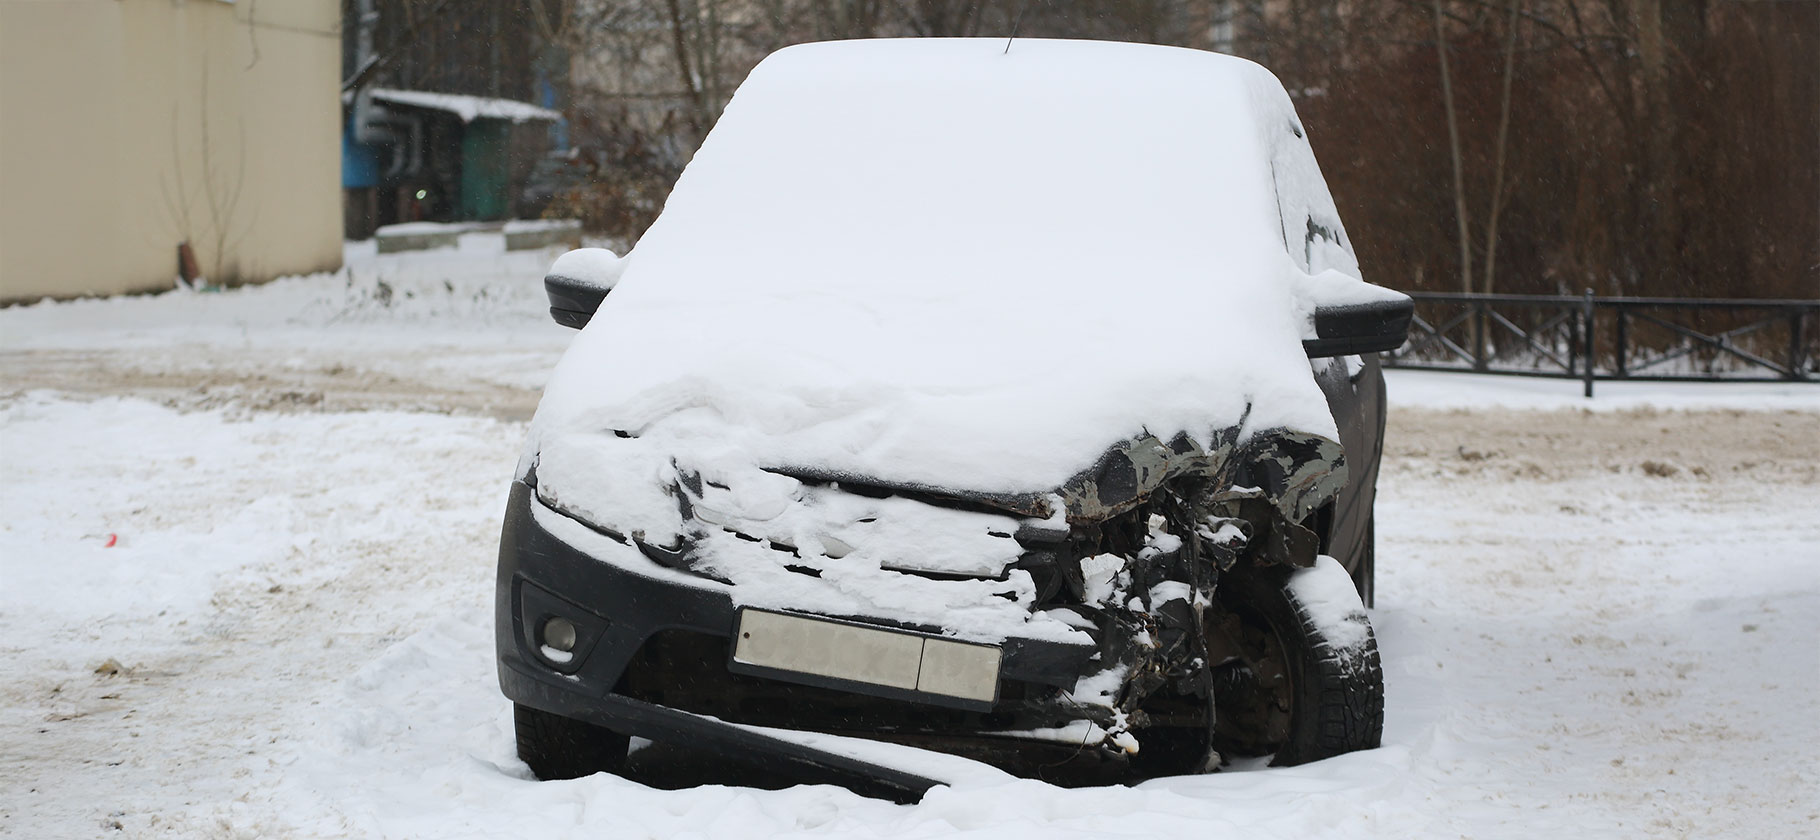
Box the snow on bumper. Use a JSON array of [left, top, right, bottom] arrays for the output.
[[497, 482, 1101, 717], [507, 420, 1352, 756]]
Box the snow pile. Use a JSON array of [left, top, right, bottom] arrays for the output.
[[376, 221, 486, 235], [503, 219, 581, 234], [0, 237, 576, 408], [0, 394, 526, 839], [527, 39, 1365, 502]]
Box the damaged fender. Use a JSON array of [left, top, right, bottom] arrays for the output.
[[1047, 425, 1348, 755]]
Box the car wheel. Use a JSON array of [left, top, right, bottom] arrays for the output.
[[1207, 557, 1384, 767], [514, 703, 629, 780]]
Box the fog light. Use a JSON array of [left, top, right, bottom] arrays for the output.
[[540, 617, 577, 662]]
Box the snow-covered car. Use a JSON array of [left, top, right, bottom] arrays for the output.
[[497, 38, 1412, 799]]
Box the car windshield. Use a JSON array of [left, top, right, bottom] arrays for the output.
[[528, 38, 1350, 496]]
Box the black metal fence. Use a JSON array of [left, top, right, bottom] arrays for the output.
[[1382, 291, 1819, 396]]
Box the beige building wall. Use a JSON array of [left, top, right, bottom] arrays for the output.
[[1, 0, 342, 301]]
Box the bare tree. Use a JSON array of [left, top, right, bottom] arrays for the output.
[[159, 62, 254, 286], [1480, 0, 1521, 296], [662, 0, 713, 144], [1433, 0, 1474, 295]]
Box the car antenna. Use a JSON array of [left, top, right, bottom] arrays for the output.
[[1004, 0, 1034, 54]]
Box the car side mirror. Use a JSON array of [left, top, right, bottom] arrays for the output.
[[544, 248, 625, 329], [1304, 298, 1415, 357], [1295, 272, 1414, 358]]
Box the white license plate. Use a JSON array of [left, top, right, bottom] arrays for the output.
[[733, 609, 1001, 703]]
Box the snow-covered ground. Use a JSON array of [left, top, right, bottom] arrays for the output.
[[3, 238, 1816, 839]]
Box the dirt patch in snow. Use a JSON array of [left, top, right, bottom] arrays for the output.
[[0, 347, 543, 421], [1386, 405, 1819, 484]]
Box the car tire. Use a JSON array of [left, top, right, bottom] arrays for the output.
[[514, 703, 629, 780], [1211, 558, 1384, 767]]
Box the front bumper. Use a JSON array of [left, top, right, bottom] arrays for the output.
[[498, 656, 947, 802], [495, 480, 1101, 777]]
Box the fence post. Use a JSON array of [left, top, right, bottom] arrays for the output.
[[1582, 289, 1596, 398], [1791, 308, 1808, 381], [1473, 298, 1488, 371], [1614, 307, 1628, 378], [1568, 302, 1580, 375]]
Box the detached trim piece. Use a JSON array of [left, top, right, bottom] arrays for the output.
[[500, 658, 944, 803]]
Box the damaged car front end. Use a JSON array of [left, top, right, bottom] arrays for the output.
[[497, 38, 1410, 799], [500, 372, 1394, 793]]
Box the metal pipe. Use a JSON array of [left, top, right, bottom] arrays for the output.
[[356, 0, 377, 70], [383, 110, 423, 179]]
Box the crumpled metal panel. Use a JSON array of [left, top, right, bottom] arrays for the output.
[[1031, 422, 1350, 756], [1057, 425, 1347, 527]]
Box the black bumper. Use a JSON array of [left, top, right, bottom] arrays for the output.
[[494, 480, 1097, 795], [498, 657, 944, 802]]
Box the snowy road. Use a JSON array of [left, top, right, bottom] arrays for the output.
[[4, 241, 1817, 838]]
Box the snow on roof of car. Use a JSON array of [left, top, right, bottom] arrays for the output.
[[529, 38, 1346, 497]]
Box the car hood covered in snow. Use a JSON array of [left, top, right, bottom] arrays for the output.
[[524, 38, 1357, 525]]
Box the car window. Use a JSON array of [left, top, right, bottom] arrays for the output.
[[1304, 215, 1350, 274], [1266, 118, 1362, 281]]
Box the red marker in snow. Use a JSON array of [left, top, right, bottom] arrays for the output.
[[104, 534, 117, 548]]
